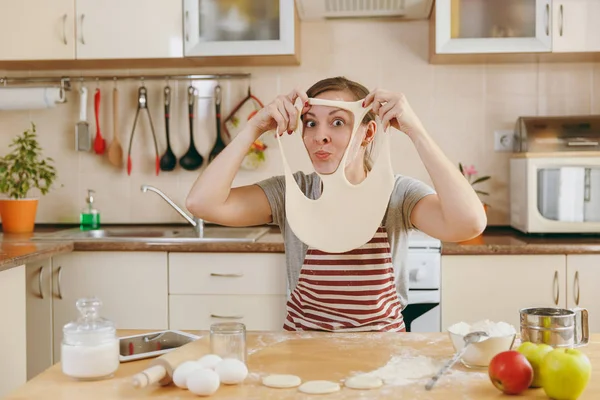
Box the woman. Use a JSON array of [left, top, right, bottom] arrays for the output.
[[186, 77, 486, 332]]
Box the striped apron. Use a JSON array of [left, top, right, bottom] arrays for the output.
[[283, 227, 406, 332]]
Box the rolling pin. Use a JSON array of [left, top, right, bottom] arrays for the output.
[[131, 337, 210, 388]]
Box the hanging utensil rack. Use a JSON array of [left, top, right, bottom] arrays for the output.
[[0, 73, 251, 98]]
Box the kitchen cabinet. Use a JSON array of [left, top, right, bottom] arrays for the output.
[[0, 0, 298, 68], [441, 255, 566, 330], [183, 0, 296, 57], [434, 0, 552, 55], [75, 0, 183, 59], [0, 0, 75, 61], [566, 255, 600, 334], [25, 260, 53, 380], [51, 251, 168, 362], [0, 265, 27, 398], [0, 0, 182, 62], [552, 0, 600, 53], [168, 252, 288, 330], [432, 0, 600, 61]]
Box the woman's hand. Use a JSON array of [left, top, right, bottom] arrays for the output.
[[247, 88, 311, 138], [362, 89, 426, 139]]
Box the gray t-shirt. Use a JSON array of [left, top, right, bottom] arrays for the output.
[[256, 171, 435, 307]]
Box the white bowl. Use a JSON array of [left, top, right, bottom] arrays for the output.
[[448, 330, 516, 368]]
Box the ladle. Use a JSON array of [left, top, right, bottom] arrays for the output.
[[179, 85, 204, 171], [159, 85, 177, 171]]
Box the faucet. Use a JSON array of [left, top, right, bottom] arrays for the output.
[[140, 185, 204, 236]]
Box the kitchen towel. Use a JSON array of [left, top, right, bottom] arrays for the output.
[[558, 167, 585, 222], [0, 87, 65, 110]]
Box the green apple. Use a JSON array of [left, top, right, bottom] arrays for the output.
[[540, 348, 592, 400], [517, 341, 554, 387]]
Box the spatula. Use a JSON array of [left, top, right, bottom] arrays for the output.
[[107, 87, 123, 167], [93, 88, 106, 154]]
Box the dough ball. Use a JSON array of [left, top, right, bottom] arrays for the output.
[[262, 374, 302, 388], [298, 380, 341, 394], [344, 375, 383, 390], [173, 361, 203, 389], [197, 354, 223, 370], [214, 358, 248, 385], [186, 368, 220, 396]]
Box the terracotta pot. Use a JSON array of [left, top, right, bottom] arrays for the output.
[[0, 198, 39, 233]]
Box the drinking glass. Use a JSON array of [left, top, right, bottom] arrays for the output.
[[210, 322, 247, 363]]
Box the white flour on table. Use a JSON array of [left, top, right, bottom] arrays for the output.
[[349, 350, 488, 388]]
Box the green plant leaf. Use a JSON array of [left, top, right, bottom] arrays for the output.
[[0, 122, 57, 199], [471, 176, 491, 185], [458, 163, 464, 175], [475, 190, 489, 196]]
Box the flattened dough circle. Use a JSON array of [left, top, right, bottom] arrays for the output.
[[344, 375, 383, 390], [298, 380, 341, 394], [262, 374, 302, 388]]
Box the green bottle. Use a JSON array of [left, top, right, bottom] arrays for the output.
[[80, 189, 100, 231]]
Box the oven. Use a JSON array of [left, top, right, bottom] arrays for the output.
[[402, 231, 442, 333]]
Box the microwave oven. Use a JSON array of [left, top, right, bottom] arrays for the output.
[[510, 155, 600, 234]]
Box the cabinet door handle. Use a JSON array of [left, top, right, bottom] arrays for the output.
[[79, 14, 86, 45], [545, 3, 550, 36], [38, 266, 44, 299], [553, 270, 559, 305], [210, 273, 243, 278], [559, 4, 564, 36], [57, 266, 63, 299], [210, 314, 243, 319], [574, 270, 580, 306], [62, 14, 68, 45], [185, 10, 189, 42]]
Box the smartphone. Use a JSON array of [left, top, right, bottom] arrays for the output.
[[119, 330, 201, 363]]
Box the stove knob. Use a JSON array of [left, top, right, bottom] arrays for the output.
[[410, 268, 428, 282], [409, 269, 418, 281]]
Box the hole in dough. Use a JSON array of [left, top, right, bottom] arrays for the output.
[[298, 380, 341, 394], [261, 374, 302, 388], [344, 375, 383, 390]]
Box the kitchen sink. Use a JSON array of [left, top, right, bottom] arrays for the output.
[[32, 226, 271, 243]]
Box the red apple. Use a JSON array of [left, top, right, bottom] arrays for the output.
[[488, 350, 534, 395]]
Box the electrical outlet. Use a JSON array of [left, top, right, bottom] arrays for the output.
[[494, 130, 514, 152]]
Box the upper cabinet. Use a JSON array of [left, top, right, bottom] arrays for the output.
[[435, 0, 551, 54], [183, 0, 296, 57], [0, 0, 76, 61], [0, 0, 299, 68], [552, 0, 600, 53], [75, 0, 183, 59], [435, 0, 552, 54], [0, 0, 182, 61], [432, 0, 600, 62]]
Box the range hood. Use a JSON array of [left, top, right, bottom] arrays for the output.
[[295, 0, 434, 20]]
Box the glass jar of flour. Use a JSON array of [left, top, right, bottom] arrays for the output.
[[61, 297, 119, 380]]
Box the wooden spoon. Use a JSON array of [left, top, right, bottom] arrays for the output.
[[107, 86, 123, 168]]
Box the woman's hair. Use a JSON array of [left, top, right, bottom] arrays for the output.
[[305, 76, 377, 171]]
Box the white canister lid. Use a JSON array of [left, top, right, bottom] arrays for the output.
[[63, 297, 116, 346]]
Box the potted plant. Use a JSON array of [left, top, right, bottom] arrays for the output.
[[0, 122, 57, 233]]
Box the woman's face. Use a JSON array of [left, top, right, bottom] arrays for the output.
[[302, 90, 370, 175]]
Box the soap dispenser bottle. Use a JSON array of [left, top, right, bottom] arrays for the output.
[[80, 189, 100, 230]]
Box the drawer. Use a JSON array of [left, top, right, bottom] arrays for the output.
[[169, 253, 287, 295], [169, 294, 287, 331]]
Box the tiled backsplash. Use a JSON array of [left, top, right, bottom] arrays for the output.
[[1, 20, 599, 226]]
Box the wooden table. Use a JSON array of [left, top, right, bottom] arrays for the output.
[[5, 331, 600, 399]]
